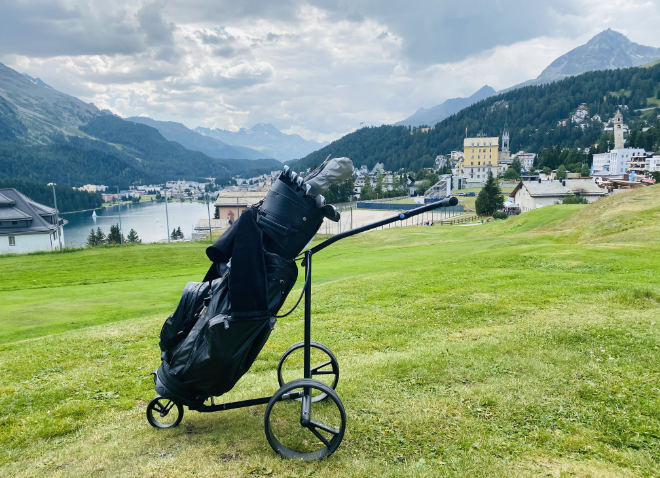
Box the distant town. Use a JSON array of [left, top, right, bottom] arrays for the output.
[[2, 105, 659, 255]]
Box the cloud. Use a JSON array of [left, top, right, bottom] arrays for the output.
[[1, 0, 660, 143]]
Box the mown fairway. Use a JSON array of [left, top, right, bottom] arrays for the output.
[[1, 187, 658, 477]]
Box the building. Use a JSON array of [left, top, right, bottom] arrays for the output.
[[214, 191, 267, 223], [78, 184, 108, 193], [613, 111, 625, 150], [0, 188, 65, 254], [510, 180, 571, 212], [499, 129, 511, 164], [592, 148, 645, 176], [462, 136, 500, 184], [512, 151, 536, 171], [628, 153, 660, 174], [510, 179, 607, 212], [563, 179, 608, 202]]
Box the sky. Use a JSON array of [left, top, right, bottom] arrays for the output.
[[1, 0, 659, 143]]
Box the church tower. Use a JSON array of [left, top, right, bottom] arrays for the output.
[[501, 128, 510, 156], [613, 111, 624, 150]]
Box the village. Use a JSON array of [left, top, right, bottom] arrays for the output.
[[2, 106, 659, 255]]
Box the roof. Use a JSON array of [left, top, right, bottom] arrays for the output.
[[214, 191, 267, 207], [563, 179, 607, 196], [0, 192, 15, 206], [0, 188, 59, 235], [510, 180, 570, 198]]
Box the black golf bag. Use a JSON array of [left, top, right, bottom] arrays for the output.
[[154, 171, 342, 406]]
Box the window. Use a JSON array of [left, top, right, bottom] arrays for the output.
[[9, 236, 15, 246]]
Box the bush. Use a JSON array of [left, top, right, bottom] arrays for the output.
[[563, 195, 588, 204], [492, 211, 508, 220]]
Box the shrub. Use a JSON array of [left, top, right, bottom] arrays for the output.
[[563, 195, 588, 204], [492, 211, 508, 220]]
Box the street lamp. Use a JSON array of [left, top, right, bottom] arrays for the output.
[[206, 192, 213, 242], [47, 182, 63, 250], [164, 188, 171, 243], [116, 186, 123, 245]]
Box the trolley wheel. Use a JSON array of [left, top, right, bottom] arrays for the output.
[[146, 396, 184, 429], [277, 341, 339, 402], [264, 378, 346, 461]]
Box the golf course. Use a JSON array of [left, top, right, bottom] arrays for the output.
[[1, 186, 658, 477]]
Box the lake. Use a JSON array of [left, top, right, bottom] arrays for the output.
[[61, 200, 215, 248]]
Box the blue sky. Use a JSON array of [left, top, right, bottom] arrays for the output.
[[1, 0, 659, 142]]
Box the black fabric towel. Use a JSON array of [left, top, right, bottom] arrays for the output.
[[204, 208, 268, 319]]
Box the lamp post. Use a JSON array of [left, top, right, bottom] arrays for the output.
[[206, 192, 213, 242], [47, 182, 63, 250], [116, 186, 123, 245], [164, 188, 171, 243]]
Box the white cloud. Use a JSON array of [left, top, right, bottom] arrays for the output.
[[1, 1, 659, 142]]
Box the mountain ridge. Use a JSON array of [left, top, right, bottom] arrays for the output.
[[195, 123, 326, 161], [0, 61, 281, 186], [126, 116, 266, 160], [396, 85, 496, 127]]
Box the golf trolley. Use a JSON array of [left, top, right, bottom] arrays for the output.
[[147, 196, 458, 460]]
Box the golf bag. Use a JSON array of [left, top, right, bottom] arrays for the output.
[[154, 160, 353, 406]]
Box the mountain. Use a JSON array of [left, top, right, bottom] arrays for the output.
[[400, 30, 660, 129], [0, 62, 99, 142], [126, 116, 266, 160], [0, 62, 280, 186], [290, 63, 660, 173], [195, 123, 326, 161], [517, 29, 660, 88], [396, 85, 496, 127]]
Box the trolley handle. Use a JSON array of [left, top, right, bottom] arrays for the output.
[[307, 196, 458, 256]]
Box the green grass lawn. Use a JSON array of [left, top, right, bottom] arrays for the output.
[[1, 187, 659, 477]]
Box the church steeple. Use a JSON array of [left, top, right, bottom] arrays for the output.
[[613, 110, 624, 150]]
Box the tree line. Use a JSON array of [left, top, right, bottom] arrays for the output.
[[87, 224, 141, 246], [291, 63, 660, 173], [0, 178, 103, 212]]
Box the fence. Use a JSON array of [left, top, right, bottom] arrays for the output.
[[317, 202, 472, 236]]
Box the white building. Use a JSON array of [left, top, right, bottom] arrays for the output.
[[512, 151, 537, 171], [511, 179, 606, 212], [592, 148, 645, 176], [0, 188, 64, 254], [510, 180, 571, 212]]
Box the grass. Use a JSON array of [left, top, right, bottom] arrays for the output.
[[0, 187, 659, 477]]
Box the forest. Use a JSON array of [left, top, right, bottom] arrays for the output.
[[291, 64, 660, 173], [0, 178, 103, 213], [0, 116, 281, 188]]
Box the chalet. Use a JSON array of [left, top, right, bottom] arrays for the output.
[[563, 179, 608, 202], [0, 188, 64, 254], [510, 180, 571, 212], [214, 191, 267, 224]]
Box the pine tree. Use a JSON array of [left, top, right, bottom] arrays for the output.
[[107, 224, 124, 244], [361, 176, 373, 200], [86, 228, 98, 247], [475, 172, 504, 216], [127, 228, 141, 243], [176, 226, 183, 239], [171, 228, 178, 240]]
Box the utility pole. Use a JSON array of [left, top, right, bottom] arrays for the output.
[[47, 182, 63, 250], [116, 186, 123, 245], [206, 192, 213, 242], [164, 188, 171, 243]]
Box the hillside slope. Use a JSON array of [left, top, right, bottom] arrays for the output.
[[1, 187, 658, 476], [0, 62, 280, 185], [292, 64, 660, 172], [126, 116, 266, 160]]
